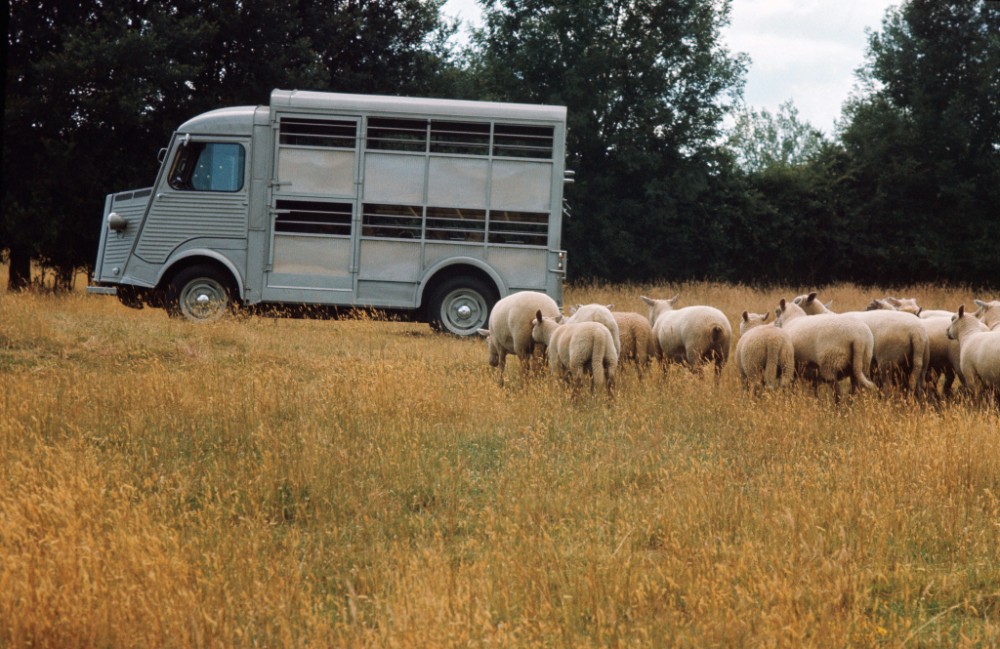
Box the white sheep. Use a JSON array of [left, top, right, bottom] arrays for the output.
[[531, 309, 618, 396], [867, 296, 953, 319], [866, 298, 962, 397], [946, 304, 1000, 405], [612, 310, 655, 378], [477, 291, 561, 386], [774, 298, 875, 401], [565, 303, 622, 355], [973, 299, 1000, 330], [640, 295, 732, 383], [735, 310, 794, 392], [794, 292, 929, 395]]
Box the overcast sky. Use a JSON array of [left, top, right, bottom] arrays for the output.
[[441, 0, 900, 135]]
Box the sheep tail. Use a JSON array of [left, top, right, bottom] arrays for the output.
[[592, 333, 607, 391], [764, 343, 780, 387], [852, 339, 876, 390], [779, 343, 794, 388], [711, 325, 723, 342]]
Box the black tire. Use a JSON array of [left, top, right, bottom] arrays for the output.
[[165, 265, 236, 322], [426, 275, 496, 336]]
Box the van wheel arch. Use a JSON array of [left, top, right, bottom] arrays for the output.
[[422, 268, 499, 336], [162, 261, 240, 321]]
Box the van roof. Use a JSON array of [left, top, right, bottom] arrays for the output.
[[270, 89, 567, 123], [177, 106, 258, 135]]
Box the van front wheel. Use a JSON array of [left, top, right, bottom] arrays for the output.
[[166, 265, 235, 322], [426, 276, 496, 336]]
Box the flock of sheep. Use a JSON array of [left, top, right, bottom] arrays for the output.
[[477, 290, 1000, 404]]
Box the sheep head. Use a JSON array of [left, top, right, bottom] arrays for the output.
[[946, 304, 988, 341], [739, 310, 770, 335], [640, 295, 679, 325]]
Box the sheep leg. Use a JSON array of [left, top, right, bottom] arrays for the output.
[[713, 351, 725, 387], [940, 367, 956, 398], [497, 350, 508, 387], [570, 364, 587, 397]]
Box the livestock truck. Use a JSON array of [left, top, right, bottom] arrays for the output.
[[88, 89, 570, 335]]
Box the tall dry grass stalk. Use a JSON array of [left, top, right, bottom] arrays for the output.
[[1, 281, 998, 647]]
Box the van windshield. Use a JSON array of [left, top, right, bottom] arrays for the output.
[[169, 142, 246, 192]]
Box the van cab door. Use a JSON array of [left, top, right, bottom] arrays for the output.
[[131, 137, 251, 283], [262, 114, 360, 303]]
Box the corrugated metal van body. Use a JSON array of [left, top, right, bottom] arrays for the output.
[[94, 189, 151, 283], [90, 90, 568, 332], [135, 191, 248, 264]]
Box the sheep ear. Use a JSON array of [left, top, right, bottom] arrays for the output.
[[606, 303, 614, 310], [762, 311, 771, 322], [807, 292, 818, 303], [741, 311, 749, 322], [887, 297, 902, 306], [478, 328, 490, 337], [975, 299, 987, 308], [824, 300, 833, 309], [555, 315, 564, 324], [779, 298, 786, 309], [668, 295, 679, 305], [640, 296, 654, 307], [535, 309, 543, 323], [958, 304, 965, 317]]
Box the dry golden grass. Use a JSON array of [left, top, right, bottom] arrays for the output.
[[2, 279, 999, 648]]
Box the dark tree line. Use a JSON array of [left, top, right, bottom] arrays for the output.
[[3, 0, 456, 289], [4, 0, 999, 290]]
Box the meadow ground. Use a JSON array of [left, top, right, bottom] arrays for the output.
[[1, 279, 998, 648]]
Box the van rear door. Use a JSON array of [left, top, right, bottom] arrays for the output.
[[262, 114, 360, 303]]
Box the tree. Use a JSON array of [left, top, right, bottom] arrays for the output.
[[3, 0, 460, 290], [727, 100, 828, 173], [837, 0, 1000, 285], [465, 0, 747, 281]]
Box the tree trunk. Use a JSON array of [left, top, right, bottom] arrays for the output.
[[7, 245, 31, 291], [55, 263, 76, 293]]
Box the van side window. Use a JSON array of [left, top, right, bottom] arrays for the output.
[[169, 142, 246, 192]]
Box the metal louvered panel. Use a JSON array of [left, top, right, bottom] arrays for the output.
[[135, 192, 248, 262], [98, 196, 148, 280]]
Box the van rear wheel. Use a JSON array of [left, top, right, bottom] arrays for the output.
[[166, 265, 235, 322], [427, 276, 495, 336]]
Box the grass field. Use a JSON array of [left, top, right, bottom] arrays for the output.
[[1, 280, 999, 647]]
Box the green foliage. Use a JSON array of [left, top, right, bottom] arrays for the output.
[[3, 0, 460, 289], [837, 0, 1000, 285], [726, 0, 1000, 288], [727, 100, 828, 173], [466, 0, 748, 281], [4, 0, 999, 288]]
